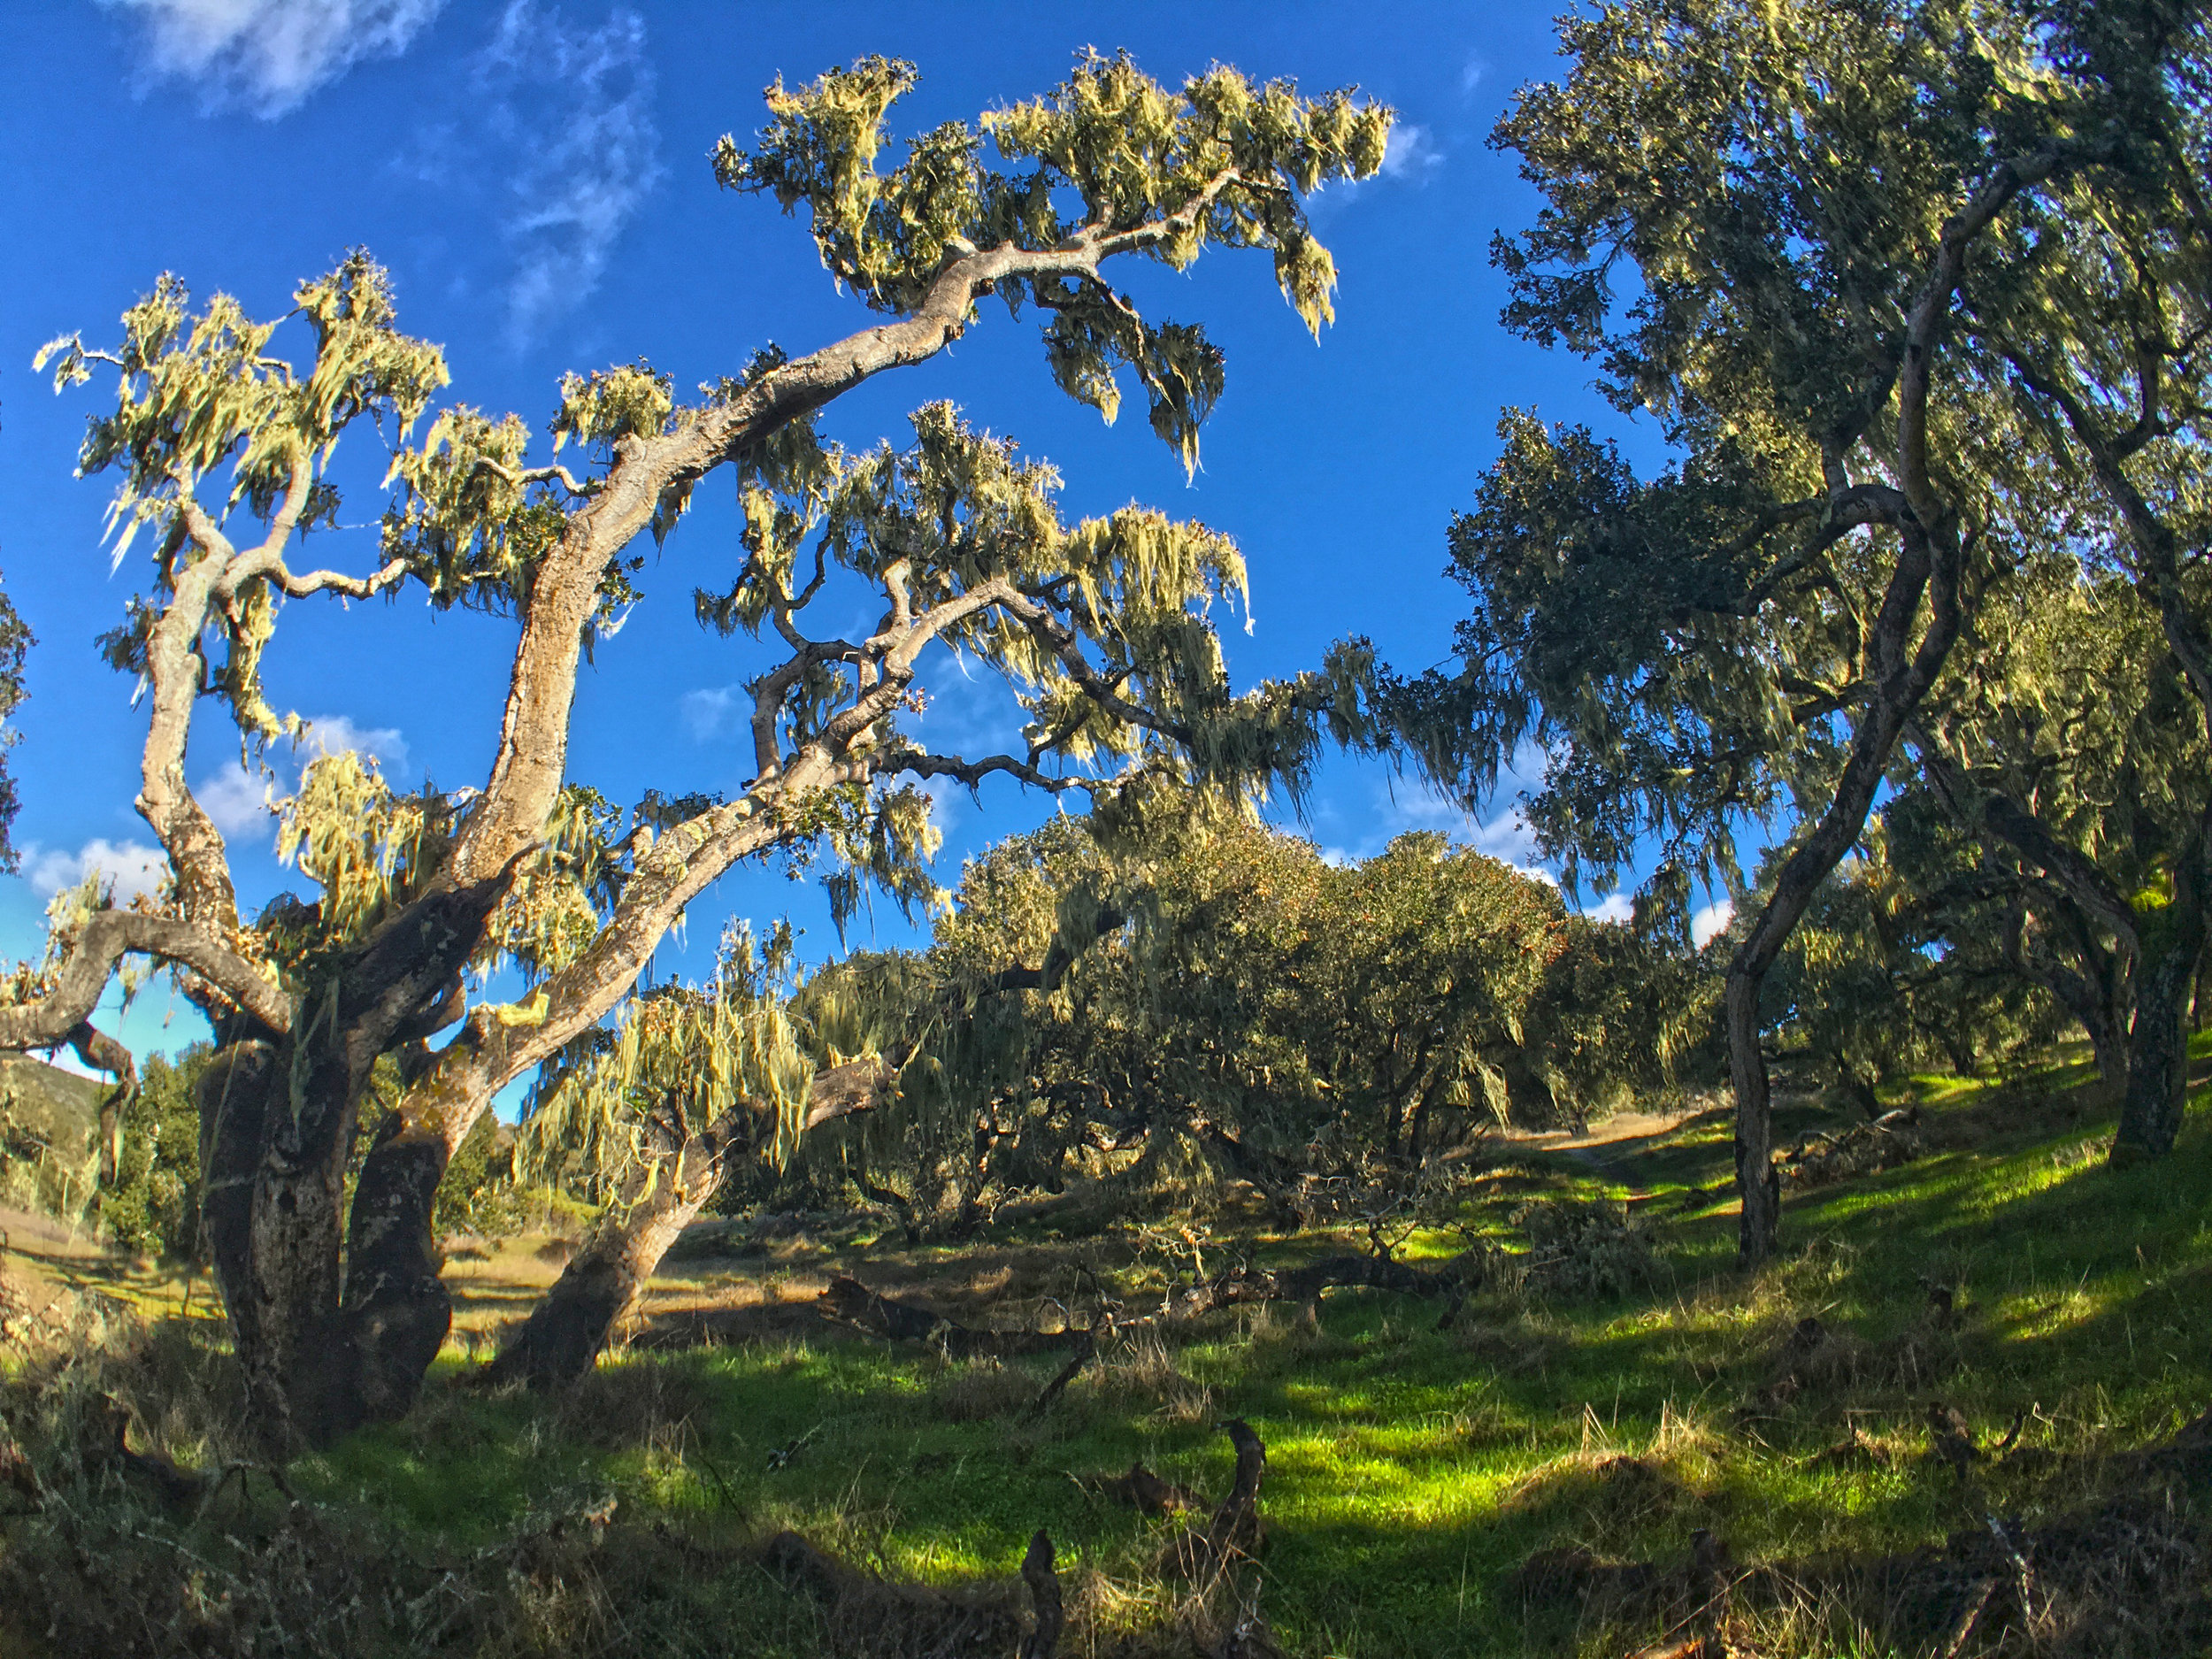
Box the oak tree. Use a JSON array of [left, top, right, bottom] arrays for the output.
[[6, 52, 1389, 1448], [1378, 0, 2208, 1256]]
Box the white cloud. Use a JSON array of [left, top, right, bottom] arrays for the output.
[[1378, 123, 1445, 182], [1308, 118, 1446, 220], [1461, 56, 1490, 95], [912, 774, 964, 843], [105, 0, 444, 118], [188, 717, 403, 848], [1691, 898, 1736, 949], [473, 3, 663, 346], [1465, 803, 1555, 881], [680, 686, 741, 742], [1585, 891, 1636, 926], [24, 839, 169, 904], [197, 761, 275, 840], [299, 714, 410, 772]]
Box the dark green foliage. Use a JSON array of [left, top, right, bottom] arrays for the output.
[[780, 804, 1713, 1227], [434, 1111, 519, 1238], [97, 1045, 211, 1259]]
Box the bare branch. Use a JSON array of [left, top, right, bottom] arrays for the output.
[[0, 911, 289, 1053], [471, 455, 595, 498], [265, 557, 411, 601], [885, 747, 1096, 795]]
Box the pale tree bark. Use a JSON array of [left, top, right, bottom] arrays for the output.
[[22, 159, 1340, 1448], [484, 1107, 753, 1390], [483, 1058, 892, 1388]]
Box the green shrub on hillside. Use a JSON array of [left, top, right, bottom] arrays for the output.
[[97, 1046, 209, 1259]]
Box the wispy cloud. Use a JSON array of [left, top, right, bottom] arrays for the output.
[[104, 0, 444, 118], [472, 3, 663, 347], [1308, 119, 1446, 221], [1378, 123, 1446, 182], [904, 662, 1029, 761], [1319, 777, 1556, 886], [298, 713, 409, 771], [23, 839, 169, 903], [1460, 55, 1490, 96], [194, 713, 409, 848], [196, 762, 274, 840], [680, 686, 741, 742]]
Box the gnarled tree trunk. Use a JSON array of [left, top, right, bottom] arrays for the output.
[[1730, 526, 1958, 1263], [486, 1107, 753, 1389], [484, 1057, 892, 1388], [2114, 878, 2208, 1162], [196, 1034, 366, 1451]]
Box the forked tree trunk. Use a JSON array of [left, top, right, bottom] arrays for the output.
[[1729, 532, 1956, 1263], [485, 1108, 753, 1389], [196, 1034, 370, 1452], [340, 1101, 468, 1425]]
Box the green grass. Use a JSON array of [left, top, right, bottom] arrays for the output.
[[7, 1063, 2210, 1656]]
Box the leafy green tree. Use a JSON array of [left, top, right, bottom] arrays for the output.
[[1302, 833, 1573, 1151], [0, 53, 1389, 1448], [793, 805, 1695, 1233], [1377, 0, 2207, 1256], [1761, 833, 2060, 1114], [1918, 3, 2212, 1158], [97, 1043, 212, 1259], [1899, 568, 2209, 1115]]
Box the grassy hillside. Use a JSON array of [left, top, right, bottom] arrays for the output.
[[0, 1055, 111, 1223], [2, 1053, 2207, 1657]]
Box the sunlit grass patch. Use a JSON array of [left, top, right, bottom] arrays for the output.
[[5, 1093, 2209, 1656]]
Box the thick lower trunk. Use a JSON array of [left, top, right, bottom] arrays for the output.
[[197, 1042, 277, 1417], [1833, 1053, 1884, 1121], [486, 1109, 749, 1389], [1491, 1048, 1560, 1129], [196, 1038, 362, 1453], [337, 1085, 492, 1425], [2114, 931, 2204, 1161], [1725, 966, 1783, 1263], [2089, 1022, 2130, 1108], [339, 1109, 459, 1425]]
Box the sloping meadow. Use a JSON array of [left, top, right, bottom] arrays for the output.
[[2, 1060, 2208, 1658]]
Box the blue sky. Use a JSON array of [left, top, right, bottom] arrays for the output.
[[0, 0, 1708, 1070]]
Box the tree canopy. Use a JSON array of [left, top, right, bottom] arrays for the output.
[[1, 51, 1391, 1448], [1375, 0, 2212, 1256]]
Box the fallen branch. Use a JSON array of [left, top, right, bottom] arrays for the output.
[[1166, 1246, 1491, 1320], [763, 1525, 1033, 1655], [818, 1275, 1082, 1358], [1026, 1329, 1096, 1418]]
